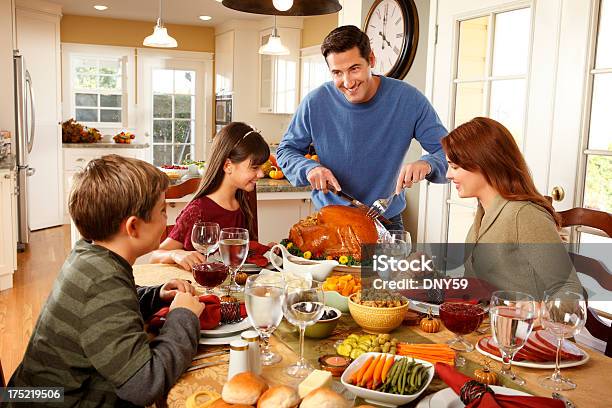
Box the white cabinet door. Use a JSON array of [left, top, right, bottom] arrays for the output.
[[215, 31, 235, 94], [0, 170, 16, 290], [16, 6, 63, 230]]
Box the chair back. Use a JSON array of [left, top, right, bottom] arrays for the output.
[[558, 206, 612, 356], [162, 177, 259, 242]]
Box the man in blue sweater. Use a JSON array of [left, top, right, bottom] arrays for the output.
[[277, 25, 448, 230]]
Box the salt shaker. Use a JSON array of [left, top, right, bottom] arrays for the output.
[[241, 330, 262, 375], [227, 339, 249, 380]]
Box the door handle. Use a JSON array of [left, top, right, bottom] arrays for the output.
[[26, 167, 36, 177], [551, 186, 565, 201]]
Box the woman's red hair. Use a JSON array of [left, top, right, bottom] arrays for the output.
[[441, 117, 560, 226]]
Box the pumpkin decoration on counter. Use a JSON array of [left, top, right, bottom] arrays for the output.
[[419, 307, 441, 333], [474, 357, 498, 385], [269, 166, 284, 180]]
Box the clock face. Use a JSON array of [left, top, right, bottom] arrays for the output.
[[364, 0, 418, 79]]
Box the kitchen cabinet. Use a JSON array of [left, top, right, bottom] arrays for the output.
[[0, 168, 17, 291], [258, 27, 301, 114], [300, 46, 329, 101], [215, 31, 234, 95]]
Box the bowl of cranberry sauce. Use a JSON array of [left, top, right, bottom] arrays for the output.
[[439, 302, 486, 335]]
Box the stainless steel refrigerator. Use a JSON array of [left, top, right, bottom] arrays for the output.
[[13, 50, 36, 251]]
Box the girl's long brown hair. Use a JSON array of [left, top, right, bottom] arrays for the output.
[[441, 117, 560, 226], [192, 122, 270, 234]]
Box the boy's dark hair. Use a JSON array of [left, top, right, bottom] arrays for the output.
[[321, 25, 372, 61], [69, 154, 169, 241]]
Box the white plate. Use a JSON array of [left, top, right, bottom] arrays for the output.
[[475, 341, 590, 369], [199, 333, 242, 345], [415, 386, 530, 408], [200, 318, 252, 338], [409, 300, 441, 315]]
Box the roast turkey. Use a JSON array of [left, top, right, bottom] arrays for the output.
[[288, 205, 378, 261]]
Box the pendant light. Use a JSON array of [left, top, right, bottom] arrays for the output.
[[222, 0, 341, 16], [259, 16, 290, 56], [143, 0, 177, 48]]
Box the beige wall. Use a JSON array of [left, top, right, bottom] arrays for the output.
[[60, 15, 215, 52], [301, 13, 338, 48]]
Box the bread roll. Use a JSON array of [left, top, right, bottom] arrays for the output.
[[299, 387, 348, 408], [257, 385, 300, 408], [210, 400, 254, 408], [222, 372, 268, 405]]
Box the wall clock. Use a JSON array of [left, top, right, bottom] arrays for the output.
[[363, 0, 419, 79]]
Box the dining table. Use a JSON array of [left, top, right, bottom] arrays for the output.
[[133, 263, 611, 407]]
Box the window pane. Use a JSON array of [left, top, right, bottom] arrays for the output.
[[447, 204, 477, 243], [584, 154, 611, 213], [75, 93, 97, 107], [74, 57, 97, 75], [153, 120, 172, 143], [153, 145, 172, 166], [492, 8, 531, 76], [454, 82, 484, 127], [153, 69, 173, 93], [75, 108, 98, 122], [588, 73, 612, 151], [174, 144, 194, 165], [595, 0, 612, 69], [153, 95, 172, 118], [489, 79, 526, 147], [100, 109, 121, 122], [175, 95, 193, 119], [457, 16, 489, 79], [98, 75, 119, 90], [175, 120, 193, 143], [175, 70, 195, 94], [100, 94, 121, 108], [99, 59, 120, 75], [75, 75, 97, 90]]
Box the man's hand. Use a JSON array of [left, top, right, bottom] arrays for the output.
[[306, 166, 341, 194], [169, 292, 204, 317], [395, 160, 432, 193], [170, 250, 206, 271], [160, 278, 196, 302]]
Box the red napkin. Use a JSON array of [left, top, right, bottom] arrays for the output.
[[149, 295, 247, 330], [435, 363, 563, 408], [247, 241, 271, 267]]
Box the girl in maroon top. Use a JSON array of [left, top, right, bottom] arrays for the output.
[[150, 122, 269, 270]]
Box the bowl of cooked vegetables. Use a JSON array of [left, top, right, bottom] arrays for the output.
[[348, 289, 408, 334], [322, 274, 361, 313]]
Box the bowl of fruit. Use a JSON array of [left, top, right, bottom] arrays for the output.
[[158, 164, 189, 180], [322, 274, 361, 313], [304, 306, 341, 339]]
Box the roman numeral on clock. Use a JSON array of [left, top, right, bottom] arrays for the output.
[[393, 46, 400, 55]]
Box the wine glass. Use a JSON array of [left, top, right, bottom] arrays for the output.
[[282, 279, 325, 378], [388, 229, 412, 256], [245, 274, 286, 365], [490, 290, 536, 385], [192, 262, 228, 295], [219, 227, 249, 293], [538, 290, 586, 390], [191, 222, 220, 260], [439, 302, 486, 352]]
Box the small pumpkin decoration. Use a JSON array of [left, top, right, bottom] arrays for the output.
[[474, 357, 498, 385], [419, 307, 441, 333]]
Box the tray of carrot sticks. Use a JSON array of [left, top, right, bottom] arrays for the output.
[[396, 343, 456, 366]]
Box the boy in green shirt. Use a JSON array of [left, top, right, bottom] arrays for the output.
[[8, 155, 204, 407]]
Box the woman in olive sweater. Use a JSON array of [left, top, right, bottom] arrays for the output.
[[441, 117, 582, 300]]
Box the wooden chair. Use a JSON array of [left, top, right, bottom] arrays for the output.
[[558, 206, 612, 356], [162, 177, 259, 241]]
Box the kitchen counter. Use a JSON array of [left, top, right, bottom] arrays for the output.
[[256, 178, 311, 193], [62, 142, 149, 149], [0, 155, 15, 170]]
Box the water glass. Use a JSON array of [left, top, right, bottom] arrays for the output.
[[244, 274, 285, 365], [538, 290, 586, 390], [219, 227, 249, 293], [282, 279, 325, 378], [490, 290, 536, 385]]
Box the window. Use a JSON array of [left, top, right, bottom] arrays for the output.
[[71, 56, 123, 124], [578, 0, 612, 240], [300, 51, 328, 101], [152, 69, 196, 166]]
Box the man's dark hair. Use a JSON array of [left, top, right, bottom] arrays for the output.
[[321, 25, 372, 61]]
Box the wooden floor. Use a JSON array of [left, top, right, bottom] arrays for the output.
[[0, 225, 71, 383]]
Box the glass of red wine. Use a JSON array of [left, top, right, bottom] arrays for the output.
[[439, 301, 487, 352], [192, 262, 229, 295], [219, 227, 249, 293]]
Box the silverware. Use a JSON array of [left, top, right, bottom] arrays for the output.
[[327, 184, 391, 225], [552, 392, 576, 408], [186, 360, 227, 372], [192, 350, 229, 361], [367, 192, 396, 219]]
